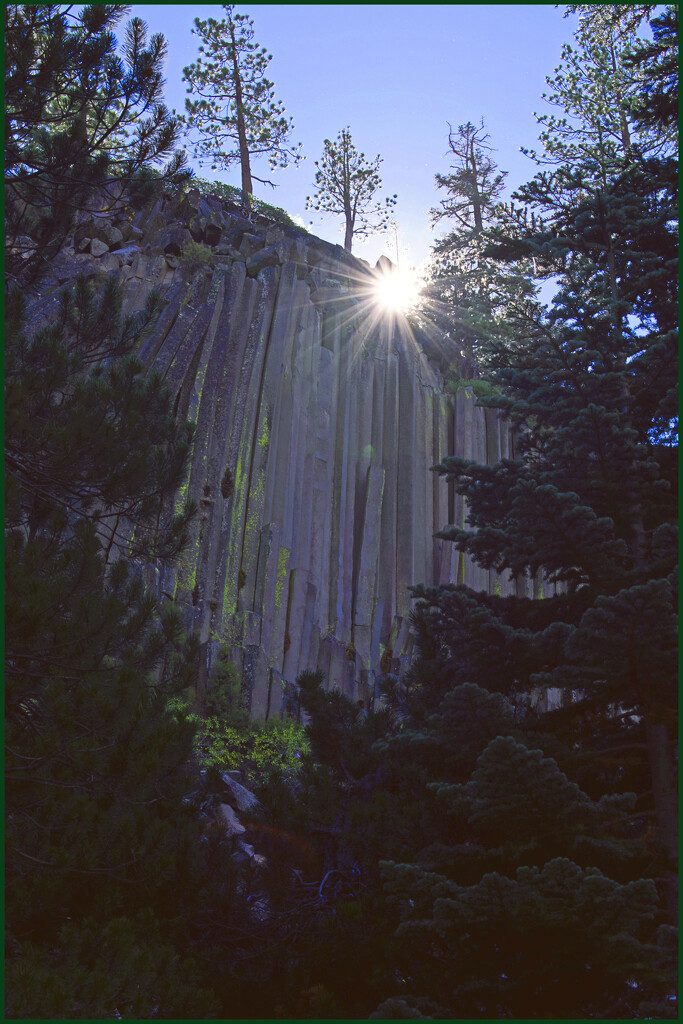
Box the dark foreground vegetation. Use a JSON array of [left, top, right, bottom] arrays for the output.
[[5, 4, 677, 1018]]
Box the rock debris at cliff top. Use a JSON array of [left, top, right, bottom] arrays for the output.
[[28, 186, 554, 717]]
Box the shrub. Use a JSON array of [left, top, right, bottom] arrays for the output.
[[192, 177, 242, 206], [193, 646, 310, 786], [204, 648, 250, 727], [195, 715, 309, 787], [180, 238, 213, 271], [189, 175, 304, 230]]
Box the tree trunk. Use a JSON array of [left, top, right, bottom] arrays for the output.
[[344, 217, 353, 252], [228, 20, 252, 211], [343, 139, 353, 251], [646, 720, 678, 919], [608, 37, 632, 156], [468, 133, 483, 232]]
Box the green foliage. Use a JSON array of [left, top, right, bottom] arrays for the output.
[[181, 5, 302, 201], [5, 278, 196, 561], [623, 6, 679, 133], [422, 2, 678, 822], [126, 165, 169, 210], [181, 237, 214, 271], [528, 4, 675, 167], [382, 7, 678, 1016], [295, 669, 393, 783], [5, 273, 212, 1015], [193, 176, 244, 205], [434, 734, 640, 873], [195, 716, 309, 788], [192, 650, 309, 786], [5, 4, 188, 288], [306, 127, 397, 252], [6, 910, 217, 1019], [420, 119, 540, 364], [380, 857, 668, 1019], [444, 374, 504, 400], [191, 174, 301, 227]]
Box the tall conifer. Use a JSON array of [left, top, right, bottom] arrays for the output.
[[4, 9, 220, 1017], [181, 5, 302, 208], [400, 10, 678, 1007]]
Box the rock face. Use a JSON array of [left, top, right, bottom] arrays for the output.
[[31, 187, 549, 717]]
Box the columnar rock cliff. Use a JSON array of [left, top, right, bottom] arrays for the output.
[[30, 187, 551, 717]]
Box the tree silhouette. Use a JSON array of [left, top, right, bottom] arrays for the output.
[[306, 127, 396, 252], [181, 4, 302, 208]]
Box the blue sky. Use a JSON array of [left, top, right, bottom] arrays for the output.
[[129, 4, 579, 269]]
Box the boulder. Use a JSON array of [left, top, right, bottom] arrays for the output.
[[185, 187, 201, 210], [198, 196, 217, 219], [220, 772, 261, 813], [118, 221, 144, 243], [188, 213, 223, 246], [204, 218, 223, 247], [73, 219, 95, 249], [140, 210, 170, 244], [76, 219, 123, 250], [188, 215, 206, 243], [98, 222, 124, 249], [99, 252, 121, 273], [239, 232, 264, 259], [246, 245, 281, 277], [157, 225, 192, 256], [51, 252, 96, 282], [109, 244, 143, 261], [214, 242, 242, 259], [265, 225, 286, 246], [162, 195, 193, 222], [218, 803, 246, 836], [223, 215, 253, 248], [89, 238, 109, 258]]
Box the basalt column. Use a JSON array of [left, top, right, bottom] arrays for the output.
[[46, 189, 519, 717]]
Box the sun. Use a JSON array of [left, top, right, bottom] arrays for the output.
[[372, 264, 421, 315]]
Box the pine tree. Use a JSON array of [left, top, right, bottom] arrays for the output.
[[366, 5, 678, 1018], [5, 4, 188, 289], [3, 11, 253, 1015], [4, 274, 219, 1017], [404, 0, 675, 937], [432, 1, 678, 874], [420, 120, 539, 373], [379, 855, 671, 1019], [623, 5, 679, 133], [306, 127, 397, 252], [6, 280, 195, 561], [432, 120, 507, 235], [181, 4, 302, 208]]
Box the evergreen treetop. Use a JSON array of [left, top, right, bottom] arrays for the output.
[[306, 127, 397, 253], [181, 4, 302, 205]]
